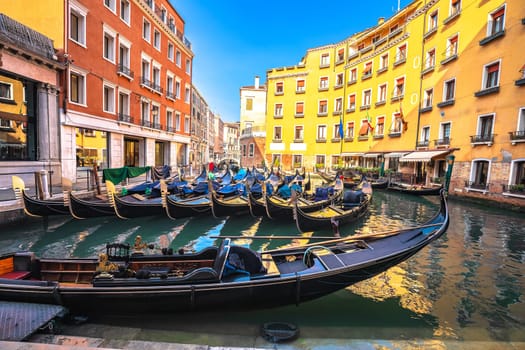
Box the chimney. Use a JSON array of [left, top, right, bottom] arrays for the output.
[[378, 17, 385, 25], [254, 76, 260, 89]]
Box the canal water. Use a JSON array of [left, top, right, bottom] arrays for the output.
[[1, 190, 524, 347]]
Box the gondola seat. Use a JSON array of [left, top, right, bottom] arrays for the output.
[[342, 190, 364, 209]]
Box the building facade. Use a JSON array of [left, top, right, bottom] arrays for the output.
[[239, 76, 266, 168], [265, 0, 525, 207], [1, 0, 194, 186], [223, 122, 240, 164]]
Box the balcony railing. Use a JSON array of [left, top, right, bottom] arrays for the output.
[[140, 76, 153, 89], [118, 113, 133, 123], [117, 63, 134, 79], [141, 119, 152, 128], [470, 134, 494, 144], [434, 137, 450, 147], [417, 140, 430, 148]]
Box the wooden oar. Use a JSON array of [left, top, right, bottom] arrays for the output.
[[210, 235, 334, 240], [262, 222, 443, 254]]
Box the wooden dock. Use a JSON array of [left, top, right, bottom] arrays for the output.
[[0, 301, 67, 341]]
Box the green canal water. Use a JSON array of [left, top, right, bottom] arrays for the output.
[[1, 190, 524, 347]]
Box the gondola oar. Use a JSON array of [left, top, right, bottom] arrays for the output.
[[210, 235, 334, 240], [262, 222, 444, 253]]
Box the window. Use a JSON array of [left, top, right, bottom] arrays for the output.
[[446, 35, 458, 58], [378, 84, 387, 103], [185, 59, 191, 74], [175, 112, 181, 131], [362, 89, 372, 107], [320, 53, 330, 67], [274, 103, 283, 117], [395, 44, 407, 64], [425, 48, 436, 69], [333, 123, 341, 139], [489, 7, 505, 36], [335, 73, 344, 87], [296, 79, 305, 93], [450, 0, 461, 17], [319, 76, 329, 90], [392, 113, 403, 133], [70, 70, 86, 104], [424, 88, 433, 108], [376, 116, 385, 136], [249, 144, 254, 157], [103, 28, 116, 62], [118, 91, 130, 121], [184, 115, 190, 133], [275, 81, 284, 94], [428, 11, 438, 31], [184, 86, 190, 103], [316, 155, 326, 167], [318, 100, 327, 115], [120, 0, 130, 24], [274, 126, 282, 141], [246, 97, 253, 111], [166, 74, 174, 98], [334, 97, 342, 113], [141, 100, 150, 126], [104, 0, 116, 12], [444, 79, 455, 101], [142, 19, 151, 42], [293, 155, 303, 168], [346, 122, 355, 138], [103, 83, 115, 113], [152, 65, 161, 91], [294, 125, 304, 141], [0, 82, 12, 100], [380, 54, 389, 70], [336, 48, 345, 63], [439, 122, 451, 145], [359, 120, 371, 136], [176, 50, 181, 66], [317, 125, 327, 140], [509, 160, 525, 189], [347, 94, 356, 111], [69, 2, 86, 45], [420, 126, 430, 146], [167, 42, 174, 61], [394, 77, 405, 98], [295, 102, 304, 116], [118, 40, 131, 77], [483, 61, 500, 89], [151, 104, 160, 127], [349, 68, 357, 83], [477, 114, 494, 142], [272, 154, 281, 167], [470, 160, 490, 189], [175, 80, 181, 99], [514, 108, 525, 141], [363, 62, 372, 77], [153, 29, 161, 50]]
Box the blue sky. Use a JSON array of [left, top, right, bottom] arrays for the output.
[[173, 1, 413, 122]]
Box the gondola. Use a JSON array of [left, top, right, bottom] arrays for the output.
[[294, 181, 372, 233], [265, 186, 342, 220], [316, 170, 337, 184], [162, 192, 211, 220], [0, 190, 449, 315], [67, 191, 114, 219], [12, 176, 69, 217], [370, 177, 389, 189], [210, 190, 250, 218], [387, 182, 442, 195], [106, 181, 164, 219]]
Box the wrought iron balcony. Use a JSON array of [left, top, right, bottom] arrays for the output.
[[141, 119, 152, 128], [117, 63, 134, 79], [140, 76, 153, 89], [417, 140, 429, 148], [470, 134, 494, 144], [118, 113, 133, 123], [434, 137, 450, 147]]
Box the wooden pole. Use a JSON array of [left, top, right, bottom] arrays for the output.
[[93, 164, 101, 195]]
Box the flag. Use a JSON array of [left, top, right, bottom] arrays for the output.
[[339, 116, 344, 139]]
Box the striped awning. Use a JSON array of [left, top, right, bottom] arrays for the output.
[[363, 153, 381, 158], [400, 150, 451, 162], [341, 152, 364, 157], [384, 152, 408, 158]]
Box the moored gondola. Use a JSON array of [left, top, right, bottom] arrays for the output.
[[12, 176, 69, 217], [162, 192, 211, 220], [68, 191, 114, 219], [0, 190, 449, 315], [106, 181, 165, 219], [387, 182, 442, 195]]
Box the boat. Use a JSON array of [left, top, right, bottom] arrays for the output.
[[387, 182, 442, 195], [294, 182, 372, 233], [316, 170, 338, 184], [162, 192, 211, 219], [12, 176, 69, 217], [0, 190, 449, 315], [106, 181, 165, 219], [370, 177, 389, 189], [210, 189, 250, 218], [67, 191, 114, 219], [265, 185, 342, 220]]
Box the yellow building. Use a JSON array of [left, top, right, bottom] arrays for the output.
[[266, 0, 525, 207]]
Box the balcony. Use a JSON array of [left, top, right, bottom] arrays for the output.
[[152, 83, 163, 94], [117, 63, 134, 79], [118, 113, 133, 123], [166, 91, 175, 100], [140, 76, 153, 89], [509, 130, 525, 145], [167, 126, 177, 133], [470, 134, 495, 146], [141, 119, 152, 128], [434, 137, 450, 147], [417, 140, 429, 149]]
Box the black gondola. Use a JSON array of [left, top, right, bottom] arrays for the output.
[[68, 191, 114, 219], [106, 181, 164, 219], [0, 190, 449, 315], [294, 182, 372, 232], [12, 176, 69, 217], [210, 190, 250, 218], [370, 177, 389, 189], [387, 182, 442, 195], [162, 192, 211, 219]]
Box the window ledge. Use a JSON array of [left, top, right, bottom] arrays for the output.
[[420, 106, 432, 113], [474, 86, 499, 97], [391, 95, 404, 102], [437, 99, 455, 108], [361, 73, 372, 80], [293, 139, 304, 143], [318, 87, 329, 92], [441, 54, 458, 65], [515, 78, 525, 86], [346, 108, 356, 113], [373, 135, 384, 139], [273, 115, 283, 119], [479, 30, 505, 46], [424, 27, 437, 39], [443, 11, 461, 25], [295, 113, 305, 118], [376, 67, 388, 75], [316, 139, 327, 143], [344, 137, 354, 142], [272, 139, 282, 143], [358, 136, 369, 141], [393, 58, 406, 67], [360, 105, 371, 111], [347, 79, 357, 86], [316, 113, 328, 117], [421, 66, 435, 76], [388, 132, 401, 138], [0, 98, 16, 105], [332, 111, 342, 116], [331, 138, 341, 143], [295, 89, 305, 94], [319, 63, 330, 69], [375, 101, 386, 107], [502, 192, 525, 199]]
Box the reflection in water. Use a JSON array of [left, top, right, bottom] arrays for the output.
[[0, 192, 524, 343]]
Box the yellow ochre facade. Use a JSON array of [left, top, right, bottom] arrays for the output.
[[266, 0, 525, 207]]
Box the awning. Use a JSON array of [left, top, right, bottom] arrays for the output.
[[341, 152, 364, 157], [384, 152, 408, 158], [400, 150, 451, 162], [363, 153, 381, 158]]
